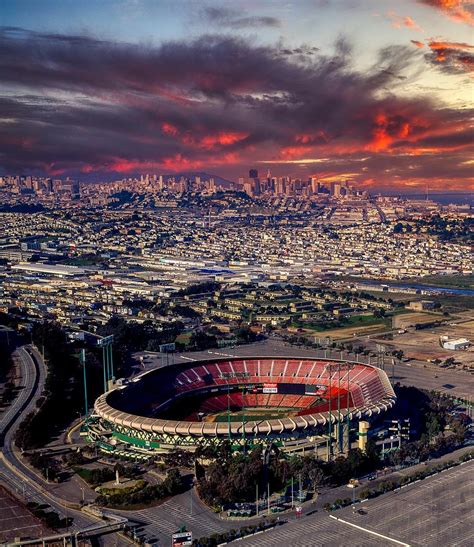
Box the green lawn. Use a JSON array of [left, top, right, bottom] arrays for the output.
[[292, 314, 388, 332], [213, 408, 296, 422], [407, 274, 474, 289], [175, 332, 192, 346]]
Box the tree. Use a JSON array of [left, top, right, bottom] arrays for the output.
[[392, 350, 404, 361], [190, 331, 217, 351], [308, 467, 324, 493]]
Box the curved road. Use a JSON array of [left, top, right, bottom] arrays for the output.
[[0, 345, 102, 532]]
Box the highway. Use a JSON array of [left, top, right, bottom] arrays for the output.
[[0, 345, 127, 541], [0, 345, 91, 528]]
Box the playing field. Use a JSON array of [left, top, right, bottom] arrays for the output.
[[205, 407, 298, 423]]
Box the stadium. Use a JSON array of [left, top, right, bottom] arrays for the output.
[[90, 357, 396, 458]]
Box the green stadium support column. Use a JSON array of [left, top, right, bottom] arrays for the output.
[[99, 335, 115, 393], [227, 383, 231, 440], [108, 343, 114, 381], [102, 345, 107, 392], [345, 365, 351, 453], [80, 349, 89, 426], [106, 343, 111, 385], [337, 364, 342, 454], [242, 386, 246, 453], [327, 365, 333, 461]]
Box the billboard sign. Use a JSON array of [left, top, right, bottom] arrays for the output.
[[263, 383, 278, 394], [159, 343, 176, 353], [305, 384, 327, 395], [172, 531, 193, 546]]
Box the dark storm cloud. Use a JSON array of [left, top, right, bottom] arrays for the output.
[[0, 27, 472, 188], [202, 7, 281, 29]]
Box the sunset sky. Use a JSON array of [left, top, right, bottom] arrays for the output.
[[1, 0, 473, 191]]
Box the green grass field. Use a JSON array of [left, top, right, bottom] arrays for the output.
[[210, 407, 296, 422], [292, 314, 388, 332], [175, 332, 192, 346], [405, 274, 474, 290]]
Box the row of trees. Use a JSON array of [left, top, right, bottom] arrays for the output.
[[27, 502, 71, 530], [356, 452, 473, 507], [196, 444, 381, 509], [0, 334, 16, 408], [15, 321, 83, 450]]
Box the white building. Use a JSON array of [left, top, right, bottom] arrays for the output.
[[442, 338, 470, 351]]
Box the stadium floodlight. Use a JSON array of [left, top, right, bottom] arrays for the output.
[[97, 335, 114, 392]]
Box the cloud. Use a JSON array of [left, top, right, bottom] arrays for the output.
[[0, 27, 472, 191], [411, 40, 425, 48], [426, 40, 474, 74], [417, 0, 474, 26], [202, 7, 281, 29], [387, 11, 423, 31]]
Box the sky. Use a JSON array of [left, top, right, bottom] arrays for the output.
[[1, 0, 473, 191]]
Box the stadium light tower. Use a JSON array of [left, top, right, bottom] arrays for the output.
[[97, 335, 114, 392], [220, 370, 249, 446], [80, 348, 89, 426]]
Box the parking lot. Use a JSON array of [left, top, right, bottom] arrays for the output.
[[238, 460, 473, 546], [0, 486, 48, 543], [338, 459, 474, 546]]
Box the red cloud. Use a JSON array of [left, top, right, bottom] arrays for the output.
[[161, 122, 179, 136], [181, 131, 248, 150], [1, 28, 472, 190], [411, 40, 425, 48], [199, 131, 249, 148], [279, 145, 314, 159], [294, 131, 329, 144], [388, 11, 423, 31], [418, 1, 474, 26]]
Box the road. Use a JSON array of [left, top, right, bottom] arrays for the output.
[[113, 486, 248, 545], [0, 345, 116, 536], [0, 346, 93, 527]]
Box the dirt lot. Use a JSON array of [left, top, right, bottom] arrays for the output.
[[307, 322, 389, 341], [372, 321, 474, 368], [392, 311, 442, 330]]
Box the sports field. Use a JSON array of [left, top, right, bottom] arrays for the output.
[[206, 407, 297, 422]]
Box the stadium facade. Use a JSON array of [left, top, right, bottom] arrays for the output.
[[89, 357, 396, 459]]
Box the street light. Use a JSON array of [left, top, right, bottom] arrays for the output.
[[347, 478, 359, 512]]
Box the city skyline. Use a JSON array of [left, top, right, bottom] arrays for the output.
[[1, 0, 473, 191]]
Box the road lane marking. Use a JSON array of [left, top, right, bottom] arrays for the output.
[[329, 515, 411, 546]]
